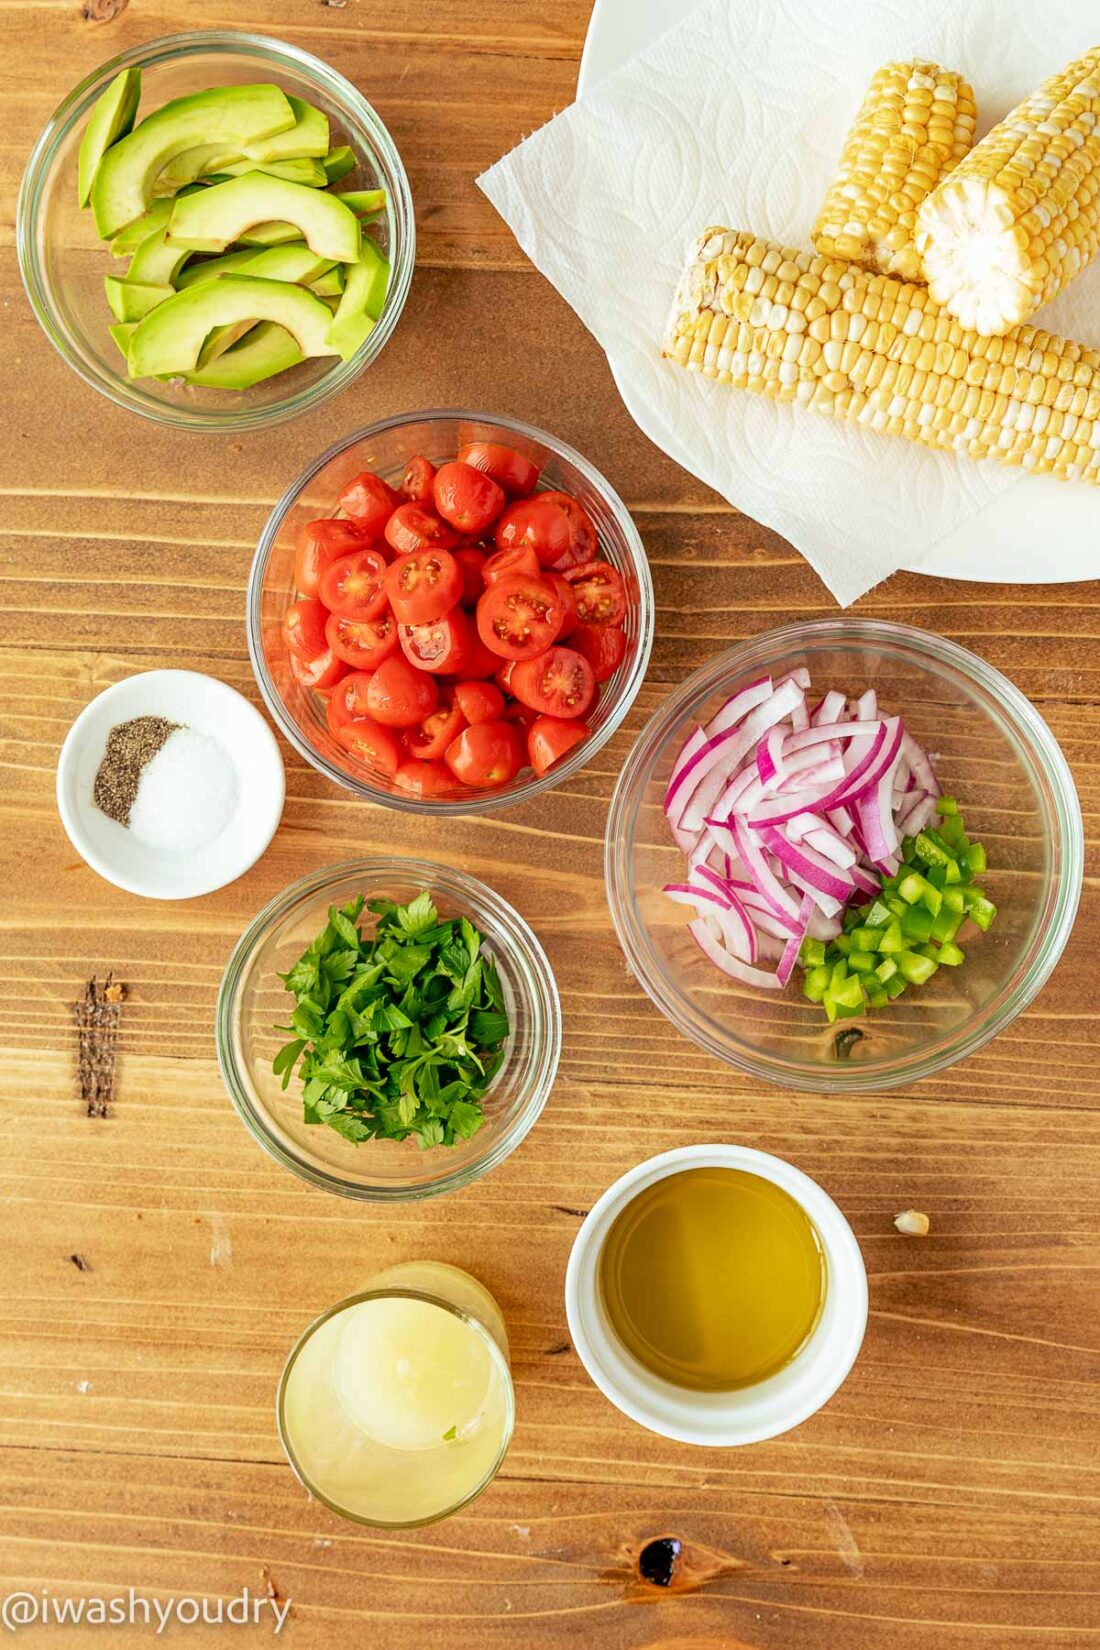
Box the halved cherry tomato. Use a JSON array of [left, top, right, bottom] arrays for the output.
[[476, 574, 563, 660], [283, 598, 330, 658], [547, 572, 578, 639], [290, 646, 347, 693], [366, 656, 439, 727], [395, 759, 455, 798], [386, 547, 463, 625], [399, 605, 474, 675], [339, 471, 402, 536], [453, 633, 499, 680], [565, 559, 627, 626], [573, 621, 626, 682], [317, 547, 389, 621], [539, 491, 599, 568], [454, 546, 487, 604], [444, 721, 524, 788], [494, 661, 517, 694], [493, 496, 572, 567], [384, 503, 460, 557], [333, 715, 402, 778], [432, 461, 506, 535], [294, 518, 367, 596], [509, 646, 596, 719], [402, 455, 437, 504], [326, 671, 373, 733], [456, 440, 540, 498], [528, 715, 589, 777], [405, 691, 466, 761], [326, 610, 397, 670], [455, 680, 505, 725], [504, 699, 537, 734], [482, 545, 540, 585]]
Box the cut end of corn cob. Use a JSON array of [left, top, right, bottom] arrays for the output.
[[916, 46, 1100, 335], [814, 60, 976, 282], [663, 227, 1100, 485]]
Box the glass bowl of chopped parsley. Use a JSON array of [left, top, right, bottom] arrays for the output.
[[216, 858, 560, 1198]]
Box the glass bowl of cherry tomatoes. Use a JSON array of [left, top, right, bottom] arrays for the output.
[[247, 410, 654, 812]]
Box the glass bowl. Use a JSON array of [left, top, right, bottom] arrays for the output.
[[606, 619, 1083, 1094], [246, 409, 653, 813], [17, 30, 414, 433], [216, 857, 561, 1199]]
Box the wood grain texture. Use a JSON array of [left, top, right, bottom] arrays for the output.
[[2, 2, 1099, 1645]]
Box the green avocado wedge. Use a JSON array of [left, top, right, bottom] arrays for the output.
[[214, 156, 328, 188], [184, 321, 304, 388], [78, 68, 141, 209], [127, 275, 338, 378], [237, 186, 385, 247], [109, 187, 201, 256], [176, 242, 336, 290], [309, 264, 346, 297], [325, 239, 390, 361], [166, 172, 361, 262], [91, 84, 296, 238], [242, 96, 328, 164], [322, 145, 356, 185], [124, 224, 193, 287], [105, 275, 174, 322]]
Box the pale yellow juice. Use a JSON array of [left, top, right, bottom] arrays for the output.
[[279, 1263, 513, 1526]]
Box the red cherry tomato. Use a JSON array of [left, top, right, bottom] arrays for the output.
[[528, 715, 589, 777], [573, 622, 626, 682], [402, 455, 437, 504], [326, 610, 401, 670], [385, 547, 463, 625], [565, 559, 627, 627], [317, 547, 389, 621], [547, 572, 578, 639], [482, 545, 540, 585], [509, 646, 596, 719], [432, 461, 506, 535], [339, 471, 402, 536], [366, 656, 439, 727], [294, 519, 367, 596], [504, 699, 537, 734], [454, 633, 500, 680], [404, 691, 466, 761], [283, 598, 330, 658], [333, 716, 402, 778], [290, 646, 347, 693], [493, 496, 572, 567], [455, 680, 505, 725], [454, 546, 486, 604], [326, 671, 374, 733], [394, 759, 455, 798], [384, 503, 460, 557], [399, 606, 474, 675], [444, 721, 525, 788], [456, 440, 540, 498], [476, 574, 563, 660], [538, 491, 599, 567]]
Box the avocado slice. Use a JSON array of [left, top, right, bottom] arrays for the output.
[[309, 264, 346, 297], [91, 84, 296, 238], [185, 321, 304, 388], [215, 156, 328, 189], [108, 320, 137, 361], [322, 146, 356, 185], [124, 224, 193, 287], [326, 240, 390, 361], [109, 187, 201, 256], [105, 275, 174, 322], [166, 172, 361, 262], [237, 186, 386, 247], [242, 96, 328, 164], [177, 242, 335, 290], [197, 321, 257, 366], [127, 275, 338, 377], [175, 248, 261, 288], [78, 68, 141, 209], [335, 188, 387, 216]]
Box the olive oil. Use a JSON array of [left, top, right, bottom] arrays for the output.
[[598, 1168, 826, 1390]]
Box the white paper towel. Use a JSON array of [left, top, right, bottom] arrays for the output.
[[478, 0, 1100, 604]]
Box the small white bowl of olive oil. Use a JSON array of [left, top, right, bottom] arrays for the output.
[[565, 1144, 867, 1446]]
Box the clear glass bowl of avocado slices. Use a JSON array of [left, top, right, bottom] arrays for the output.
[[17, 30, 414, 431]]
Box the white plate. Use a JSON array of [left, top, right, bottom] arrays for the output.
[[57, 670, 285, 900], [577, 0, 1097, 584]]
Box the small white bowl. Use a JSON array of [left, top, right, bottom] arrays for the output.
[[57, 669, 285, 900], [565, 1144, 868, 1447]]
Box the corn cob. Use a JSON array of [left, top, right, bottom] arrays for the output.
[[813, 60, 976, 282], [663, 227, 1100, 484], [916, 47, 1100, 335]]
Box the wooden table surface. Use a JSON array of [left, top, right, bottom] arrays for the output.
[[3, 3, 1099, 1646]]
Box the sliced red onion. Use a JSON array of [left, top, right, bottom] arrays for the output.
[[731, 815, 803, 923], [777, 893, 816, 987], [813, 690, 846, 726], [901, 731, 940, 798], [689, 917, 782, 989], [703, 674, 773, 739]]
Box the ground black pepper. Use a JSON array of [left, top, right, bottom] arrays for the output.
[[92, 716, 178, 826]]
